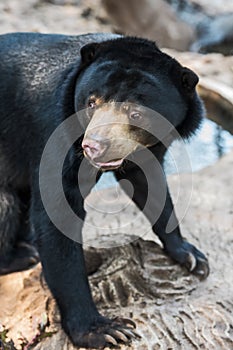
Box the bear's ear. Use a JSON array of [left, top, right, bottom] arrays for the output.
[[181, 67, 199, 93], [80, 43, 99, 64]]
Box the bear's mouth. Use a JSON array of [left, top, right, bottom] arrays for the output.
[[94, 158, 123, 170], [84, 154, 123, 170]]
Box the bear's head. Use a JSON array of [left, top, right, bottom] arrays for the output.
[[74, 37, 204, 170]]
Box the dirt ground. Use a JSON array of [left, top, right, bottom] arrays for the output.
[[0, 1, 233, 349]]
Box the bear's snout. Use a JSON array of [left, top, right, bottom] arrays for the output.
[[82, 137, 110, 161]]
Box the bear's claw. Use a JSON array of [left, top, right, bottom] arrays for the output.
[[186, 253, 209, 279], [70, 317, 140, 348], [165, 240, 209, 280]]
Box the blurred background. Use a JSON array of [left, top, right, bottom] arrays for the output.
[[0, 0, 232, 54]]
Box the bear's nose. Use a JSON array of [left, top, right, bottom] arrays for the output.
[[82, 138, 109, 161]]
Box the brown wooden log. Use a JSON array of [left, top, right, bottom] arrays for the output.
[[198, 78, 233, 134], [102, 0, 195, 50]]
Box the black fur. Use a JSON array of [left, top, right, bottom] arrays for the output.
[[0, 32, 209, 348]]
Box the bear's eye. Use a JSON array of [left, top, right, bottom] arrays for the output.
[[88, 99, 96, 109], [129, 111, 142, 121]]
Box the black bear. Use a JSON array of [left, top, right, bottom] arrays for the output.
[[0, 32, 209, 348]]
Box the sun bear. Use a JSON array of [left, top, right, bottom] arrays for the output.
[[0, 32, 209, 348]]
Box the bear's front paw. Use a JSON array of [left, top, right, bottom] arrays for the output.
[[165, 241, 209, 279], [67, 316, 140, 349]]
